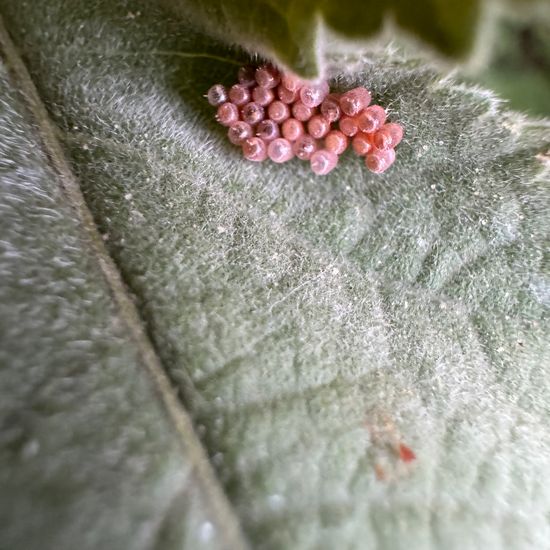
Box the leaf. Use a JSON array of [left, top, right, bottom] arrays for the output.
[[475, 6, 550, 116], [164, 0, 547, 78], [164, 0, 484, 77], [0, 19, 245, 550], [1, 1, 550, 550]]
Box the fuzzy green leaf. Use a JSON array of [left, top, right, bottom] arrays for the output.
[[1, 1, 549, 549], [0, 19, 245, 550]]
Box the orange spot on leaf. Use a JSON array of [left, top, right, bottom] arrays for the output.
[[398, 443, 416, 462]]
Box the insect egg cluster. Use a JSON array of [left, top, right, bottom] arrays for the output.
[[206, 64, 403, 176]]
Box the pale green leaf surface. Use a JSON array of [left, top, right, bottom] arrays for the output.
[[1, 0, 550, 549], [0, 34, 244, 550]]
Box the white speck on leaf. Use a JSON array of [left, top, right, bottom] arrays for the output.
[[267, 494, 285, 511], [198, 521, 215, 542], [212, 452, 224, 466], [21, 439, 40, 459]]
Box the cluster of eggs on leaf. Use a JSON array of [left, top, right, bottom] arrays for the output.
[[206, 64, 403, 175]]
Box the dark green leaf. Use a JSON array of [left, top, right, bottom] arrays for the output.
[[165, 0, 483, 77]]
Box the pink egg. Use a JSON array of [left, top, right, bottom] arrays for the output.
[[277, 84, 299, 104], [324, 130, 348, 155], [242, 137, 268, 162], [351, 132, 373, 156], [373, 123, 404, 150], [229, 84, 251, 106], [252, 86, 275, 107], [292, 101, 316, 122], [307, 115, 331, 139], [281, 118, 304, 142], [241, 102, 265, 125], [268, 138, 294, 163], [255, 64, 281, 89], [268, 100, 291, 123], [256, 119, 280, 141], [365, 148, 396, 173], [293, 134, 318, 160], [237, 65, 256, 87], [357, 105, 386, 133], [320, 94, 341, 123], [300, 81, 329, 108], [227, 121, 254, 145], [206, 84, 228, 107], [339, 87, 371, 116], [281, 72, 303, 92], [339, 115, 360, 137], [216, 102, 240, 126], [310, 150, 338, 175]]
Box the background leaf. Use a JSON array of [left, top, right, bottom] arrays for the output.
[[1, 0, 550, 549], [164, 0, 483, 77], [476, 5, 550, 116]]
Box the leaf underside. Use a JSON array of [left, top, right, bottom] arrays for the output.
[[0, 1, 549, 549]]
